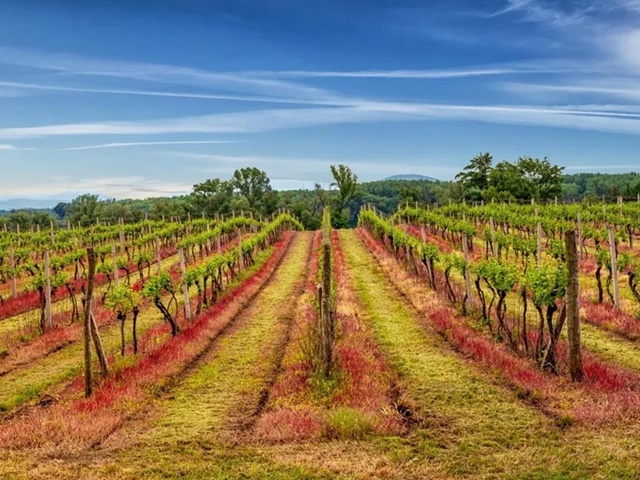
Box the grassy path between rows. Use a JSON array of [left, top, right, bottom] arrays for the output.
[[136, 231, 314, 446]]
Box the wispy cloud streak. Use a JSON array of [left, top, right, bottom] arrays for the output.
[[60, 140, 237, 151]]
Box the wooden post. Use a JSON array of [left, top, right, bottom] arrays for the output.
[[577, 212, 583, 260], [84, 247, 96, 397], [536, 222, 543, 268], [112, 240, 120, 285], [50, 220, 55, 245], [179, 248, 191, 322], [489, 217, 498, 258], [9, 246, 17, 298], [462, 234, 473, 305], [155, 237, 162, 275], [565, 230, 583, 382], [608, 226, 621, 310], [119, 225, 126, 252], [90, 310, 109, 376], [43, 250, 53, 331], [237, 233, 243, 273]]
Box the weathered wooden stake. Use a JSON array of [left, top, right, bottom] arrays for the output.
[[9, 246, 17, 298], [112, 240, 120, 285], [489, 217, 498, 258], [577, 212, 583, 259], [462, 234, 473, 305], [536, 222, 543, 268], [179, 248, 191, 322], [43, 250, 53, 330], [608, 226, 621, 310], [155, 237, 162, 275], [90, 310, 109, 376], [565, 230, 583, 382], [237, 233, 243, 272], [119, 225, 125, 252], [84, 247, 97, 398]]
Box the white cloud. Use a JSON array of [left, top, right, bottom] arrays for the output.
[[0, 107, 407, 139], [0, 144, 18, 150], [60, 140, 237, 151], [0, 176, 193, 200], [489, 0, 592, 26], [3, 99, 640, 141], [247, 65, 563, 79], [0, 47, 342, 103], [0, 80, 339, 106]]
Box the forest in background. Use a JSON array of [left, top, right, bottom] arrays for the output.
[[2, 155, 640, 231]]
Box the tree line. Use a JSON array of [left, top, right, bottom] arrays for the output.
[[2, 158, 640, 231]]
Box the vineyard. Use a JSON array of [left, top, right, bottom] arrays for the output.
[[2, 203, 640, 479]]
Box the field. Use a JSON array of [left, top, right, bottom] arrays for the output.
[[2, 204, 640, 479]]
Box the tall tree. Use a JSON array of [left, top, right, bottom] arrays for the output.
[[191, 178, 234, 216], [455, 153, 493, 201], [68, 194, 100, 226], [231, 167, 272, 213], [485, 161, 532, 202], [330, 164, 358, 227], [517, 157, 564, 202]]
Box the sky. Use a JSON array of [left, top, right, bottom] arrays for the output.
[[1, 0, 640, 203]]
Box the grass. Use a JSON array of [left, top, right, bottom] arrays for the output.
[[138, 231, 313, 445], [339, 229, 640, 478], [6, 230, 640, 478]]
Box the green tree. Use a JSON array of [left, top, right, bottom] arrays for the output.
[[330, 164, 359, 227], [517, 157, 564, 201], [455, 153, 493, 201], [485, 161, 531, 202], [68, 194, 100, 226], [191, 178, 234, 217], [231, 167, 272, 213]]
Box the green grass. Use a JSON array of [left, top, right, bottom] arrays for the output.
[[139, 231, 313, 444], [337, 229, 640, 479], [323, 408, 375, 440], [5, 231, 640, 479]]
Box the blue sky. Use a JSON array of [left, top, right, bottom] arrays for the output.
[[1, 0, 640, 201]]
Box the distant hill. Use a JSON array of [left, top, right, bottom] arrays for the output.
[[0, 198, 65, 211], [384, 174, 438, 182]]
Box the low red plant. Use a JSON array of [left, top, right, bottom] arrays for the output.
[[581, 300, 640, 341]]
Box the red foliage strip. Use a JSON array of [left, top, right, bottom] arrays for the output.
[[581, 300, 640, 341], [330, 230, 397, 414]]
